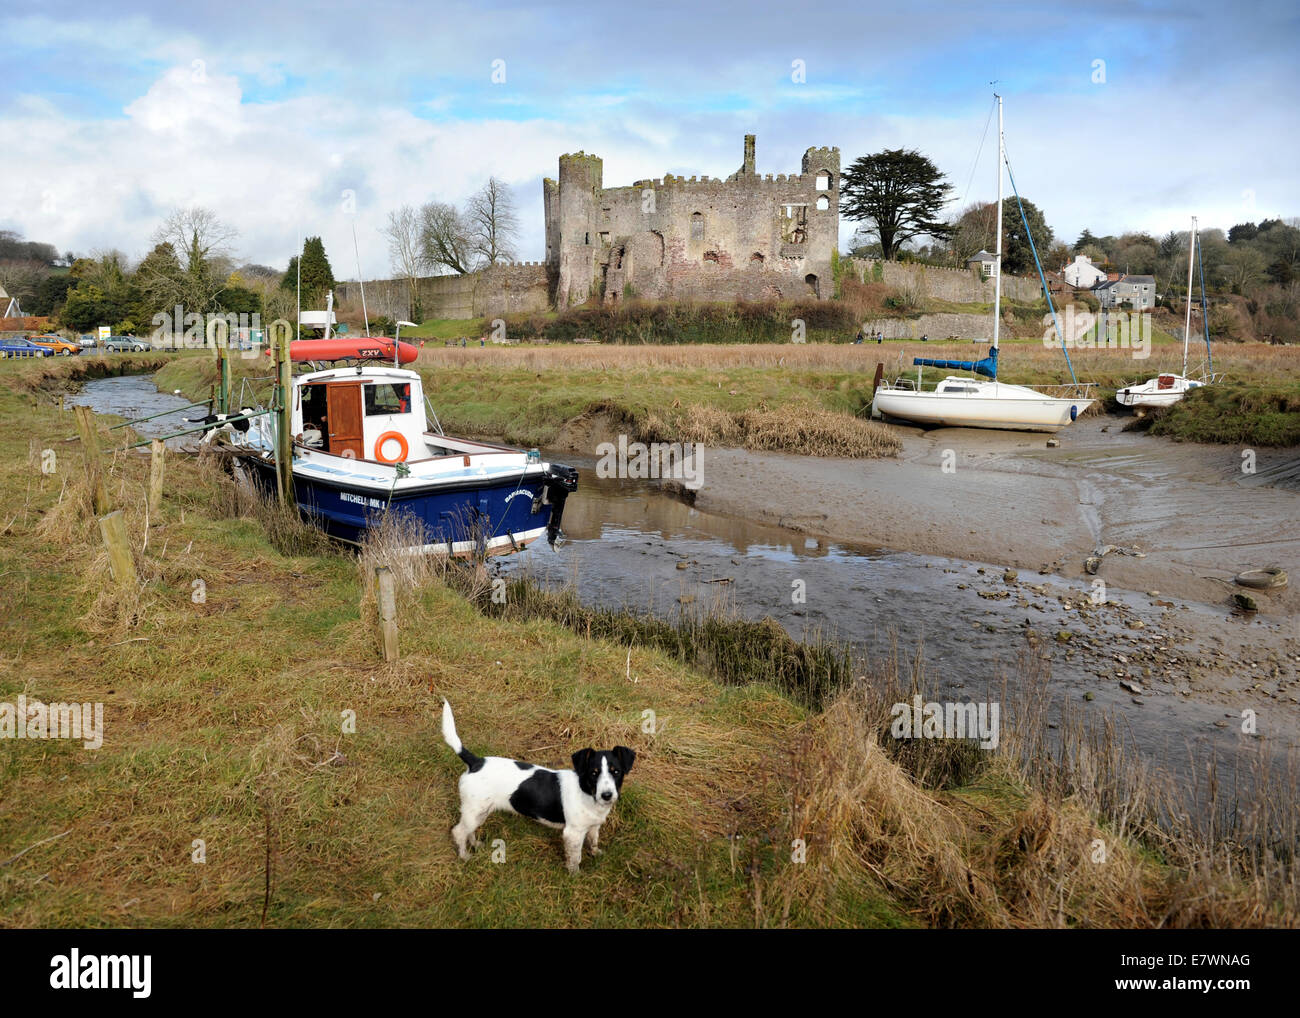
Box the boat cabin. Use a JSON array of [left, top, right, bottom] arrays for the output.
[[293, 366, 429, 464]]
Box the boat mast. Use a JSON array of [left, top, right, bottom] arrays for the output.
[[992, 94, 1003, 353], [1182, 216, 1196, 378]]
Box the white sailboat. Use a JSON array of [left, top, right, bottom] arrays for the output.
[[1116, 217, 1217, 408], [871, 94, 1094, 433]]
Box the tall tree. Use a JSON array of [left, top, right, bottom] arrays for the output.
[[419, 201, 476, 275], [839, 149, 952, 260], [1074, 228, 1099, 253], [1000, 197, 1054, 275], [133, 242, 186, 328], [281, 238, 336, 308], [465, 177, 520, 265], [299, 237, 335, 307]]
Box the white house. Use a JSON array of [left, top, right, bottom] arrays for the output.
[[1063, 254, 1107, 289]]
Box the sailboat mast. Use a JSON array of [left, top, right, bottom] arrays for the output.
[[1182, 216, 1196, 377], [992, 94, 1003, 352]]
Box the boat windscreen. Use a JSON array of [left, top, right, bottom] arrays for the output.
[[364, 382, 412, 415]]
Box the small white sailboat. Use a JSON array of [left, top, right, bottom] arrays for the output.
[[872, 94, 1094, 433], [1116, 217, 1217, 409]]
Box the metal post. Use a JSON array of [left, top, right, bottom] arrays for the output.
[[276, 327, 293, 504], [218, 343, 231, 415]]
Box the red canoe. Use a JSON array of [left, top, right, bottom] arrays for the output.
[[288, 337, 419, 364]]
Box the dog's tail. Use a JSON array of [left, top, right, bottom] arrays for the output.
[[441, 700, 484, 771]]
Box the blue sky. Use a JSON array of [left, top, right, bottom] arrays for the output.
[[2, 0, 1297, 279]]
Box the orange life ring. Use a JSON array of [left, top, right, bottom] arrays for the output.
[[374, 431, 409, 464]]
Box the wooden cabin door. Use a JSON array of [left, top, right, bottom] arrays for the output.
[[325, 382, 365, 459]]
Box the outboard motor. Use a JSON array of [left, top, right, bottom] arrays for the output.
[[542, 464, 579, 546]]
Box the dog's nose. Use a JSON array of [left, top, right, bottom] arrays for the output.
[[601, 791, 614, 801]]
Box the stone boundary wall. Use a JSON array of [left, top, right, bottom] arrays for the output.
[[858, 312, 999, 341], [336, 263, 551, 321], [846, 258, 1043, 304]]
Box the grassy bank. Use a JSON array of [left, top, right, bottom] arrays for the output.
[[1137, 384, 1300, 447], [156, 339, 1300, 451], [155, 345, 903, 457], [1, 358, 1296, 926]]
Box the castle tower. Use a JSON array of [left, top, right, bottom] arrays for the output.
[[742, 134, 755, 175], [555, 152, 604, 308]]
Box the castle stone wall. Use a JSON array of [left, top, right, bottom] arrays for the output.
[[846, 258, 1044, 304], [336, 262, 551, 322]]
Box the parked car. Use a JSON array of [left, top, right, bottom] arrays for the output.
[[30, 334, 81, 356], [103, 336, 149, 353], [0, 337, 55, 358], [78, 334, 98, 349]]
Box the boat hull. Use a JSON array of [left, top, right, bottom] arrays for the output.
[[872, 385, 1092, 433], [244, 456, 575, 555], [1115, 375, 1204, 408]]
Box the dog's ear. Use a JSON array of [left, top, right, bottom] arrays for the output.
[[571, 748, 593, 772], [613, 746, 636, 773]]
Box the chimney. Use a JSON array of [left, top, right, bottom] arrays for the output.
[[743, 134, 755, 175]]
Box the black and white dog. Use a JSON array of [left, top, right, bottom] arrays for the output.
[[441, 700, 634, 873], [186, 408, 256, 445]]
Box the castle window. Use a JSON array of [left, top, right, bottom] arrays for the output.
[[690, 212, 704, 242], [750, 252, 764, 264], [815, 172, 831, 191], [584, 232, 589, 245], [816, 195, 830, 211], [703, 251, 720, 264], [599, 232, 609, 245]]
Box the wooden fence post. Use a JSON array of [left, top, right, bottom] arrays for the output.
[[148, 439, 166, 518], [72, 405, 110, 515], [375, 566, 398, 662], [99, 511, 137, 586]]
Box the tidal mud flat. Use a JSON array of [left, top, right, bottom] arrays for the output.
[[536, 414, 1300, 791]]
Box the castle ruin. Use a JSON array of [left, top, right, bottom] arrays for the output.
[[543, 135, 840, 308]]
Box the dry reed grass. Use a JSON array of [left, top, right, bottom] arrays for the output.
[[650, 403, 902, 458]]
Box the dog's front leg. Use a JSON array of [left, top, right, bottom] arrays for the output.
[[585, 825, 602, 855], [563, 827, 584, 874]]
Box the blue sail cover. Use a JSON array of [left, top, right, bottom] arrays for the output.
[[913, 346, 999, 379]]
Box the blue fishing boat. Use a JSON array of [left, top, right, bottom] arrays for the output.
[[228, 361, 577, 555]]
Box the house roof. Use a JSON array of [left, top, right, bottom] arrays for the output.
[[967, 250, 995, 262], [1123, 275, 1155, 284]]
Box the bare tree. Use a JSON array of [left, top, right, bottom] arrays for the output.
[[151, 206, 238, 312], [419, 201, 477, 275], [946, 201, 997, 266], [0, 259, 49, 303], [382, 204, 428, 318], [465, 177, 519, 265]]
